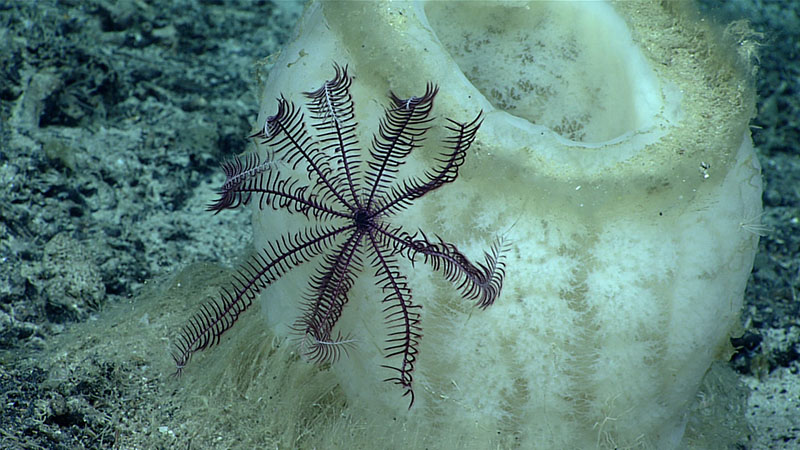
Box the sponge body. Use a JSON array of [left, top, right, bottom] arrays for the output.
[[252, 1, 761, 448]]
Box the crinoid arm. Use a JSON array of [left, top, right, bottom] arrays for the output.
[[290, 227, 362, 363], [207, 151, 348, 221], [295, 330, 358, 364], [206, 152, 274, 213], [373, 112, 483, 217], [367, 231, 422, 409], [409, 232, 507, 309], [171, 226, 345, 374], [364, 83, 438, 209], [303, 63, 362, 210]]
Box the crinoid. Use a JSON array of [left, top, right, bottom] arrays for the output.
[[172, 63, 507, 407]]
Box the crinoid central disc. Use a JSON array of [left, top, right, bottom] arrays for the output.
[[353, 209, 373, 231]]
